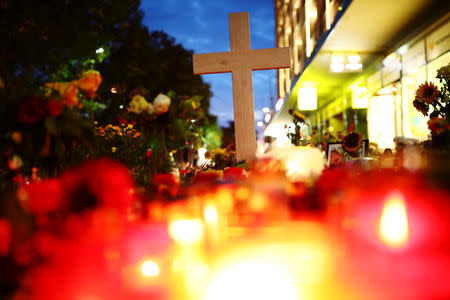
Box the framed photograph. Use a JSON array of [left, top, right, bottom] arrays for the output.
[[326, 139, 369, 166], [326, 142, 345, 167], [361, 139, 369, 157]]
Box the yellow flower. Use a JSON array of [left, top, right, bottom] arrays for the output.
[[129, 95, 150, 114], [415, 82, 439, 104], [127, 124, 133, 129], [192, 100, 200, 110], [111, 147, 117, 153], [94, 121, 98, 125], [294, 111, 306, 121]]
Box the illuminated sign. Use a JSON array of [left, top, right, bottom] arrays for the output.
[[330, 54, 363, 73]]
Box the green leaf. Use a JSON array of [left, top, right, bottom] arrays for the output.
[[167, 90, 176, 98], [81, 99, 108, 112]]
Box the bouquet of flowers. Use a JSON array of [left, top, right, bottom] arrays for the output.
[[1, 70, 104, 182], [413, 63, 449, 147], [286, 108, 309, 146]]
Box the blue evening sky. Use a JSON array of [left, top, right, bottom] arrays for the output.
[[140, 0, 278, 127]]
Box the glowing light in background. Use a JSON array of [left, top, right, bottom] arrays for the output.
[[169, 219, 204, 245], [96, 47, 104, 54], [203, 259, 298, 300], [141, 260, 160, 277], [257, 121, 264, 127], [297, 86, 317, 110], [396, 44, 409, 55], [262, 107, 270, 113], [275, 98, 284, 111], [348, 54, 360, 64], [331, 55, 344, 63], [203, 205, 218, 225], [379, 193, 409, 248]]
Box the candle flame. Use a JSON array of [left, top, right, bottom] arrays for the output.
[[169, 219, 203, 244], [379, 193, 409, 248], [141, 260, 160, 277]]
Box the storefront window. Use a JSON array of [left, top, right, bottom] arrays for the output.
[[368, 93, 396, 149], [427, 51, 450, 86], [401, 66, 428, 140]]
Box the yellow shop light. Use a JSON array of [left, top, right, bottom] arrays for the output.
[[298, 86, 317, 110], [351, 82, 369, 109]]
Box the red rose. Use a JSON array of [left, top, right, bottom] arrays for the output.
[[223, 167, 248, 181], [17, 178, 63, 214], [193, 171, 223, 183], [152, 173, 179, 196], [427, 117, 449, 135], [152, 173, 179, 186], [47, 98, 63, 117], [17, 96, 47, 124], [80, 158, 136, 213]]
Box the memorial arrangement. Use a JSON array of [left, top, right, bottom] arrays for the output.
[[0, 4, 449, 300]]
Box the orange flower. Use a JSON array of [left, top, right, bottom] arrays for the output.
[[59, 81, 79, 108], [44, 82, 64, 90], [44, 81, 79, 108], [415, 82, 439, 104], [97, 128, 106, 136], [78, 70, 102, 94]]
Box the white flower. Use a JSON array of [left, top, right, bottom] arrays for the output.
[[153, 93, 171, 115]]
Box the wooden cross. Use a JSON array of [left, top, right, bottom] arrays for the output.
[[193, 12, 290, 162]]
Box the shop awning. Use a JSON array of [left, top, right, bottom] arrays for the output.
[[266, 0, 447, 137]]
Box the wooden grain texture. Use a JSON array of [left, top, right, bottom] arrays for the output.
[[232, 67, 257, 163], [192, 12, 290, 162], [229, 12, 250, 51], [193, 48, 290, 74]]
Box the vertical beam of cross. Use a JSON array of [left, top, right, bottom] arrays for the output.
[[193, 12, 290, 162]]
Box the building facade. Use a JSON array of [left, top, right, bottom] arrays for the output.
[[268, 0, 450, 149], [275, 0, 346, 99]]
